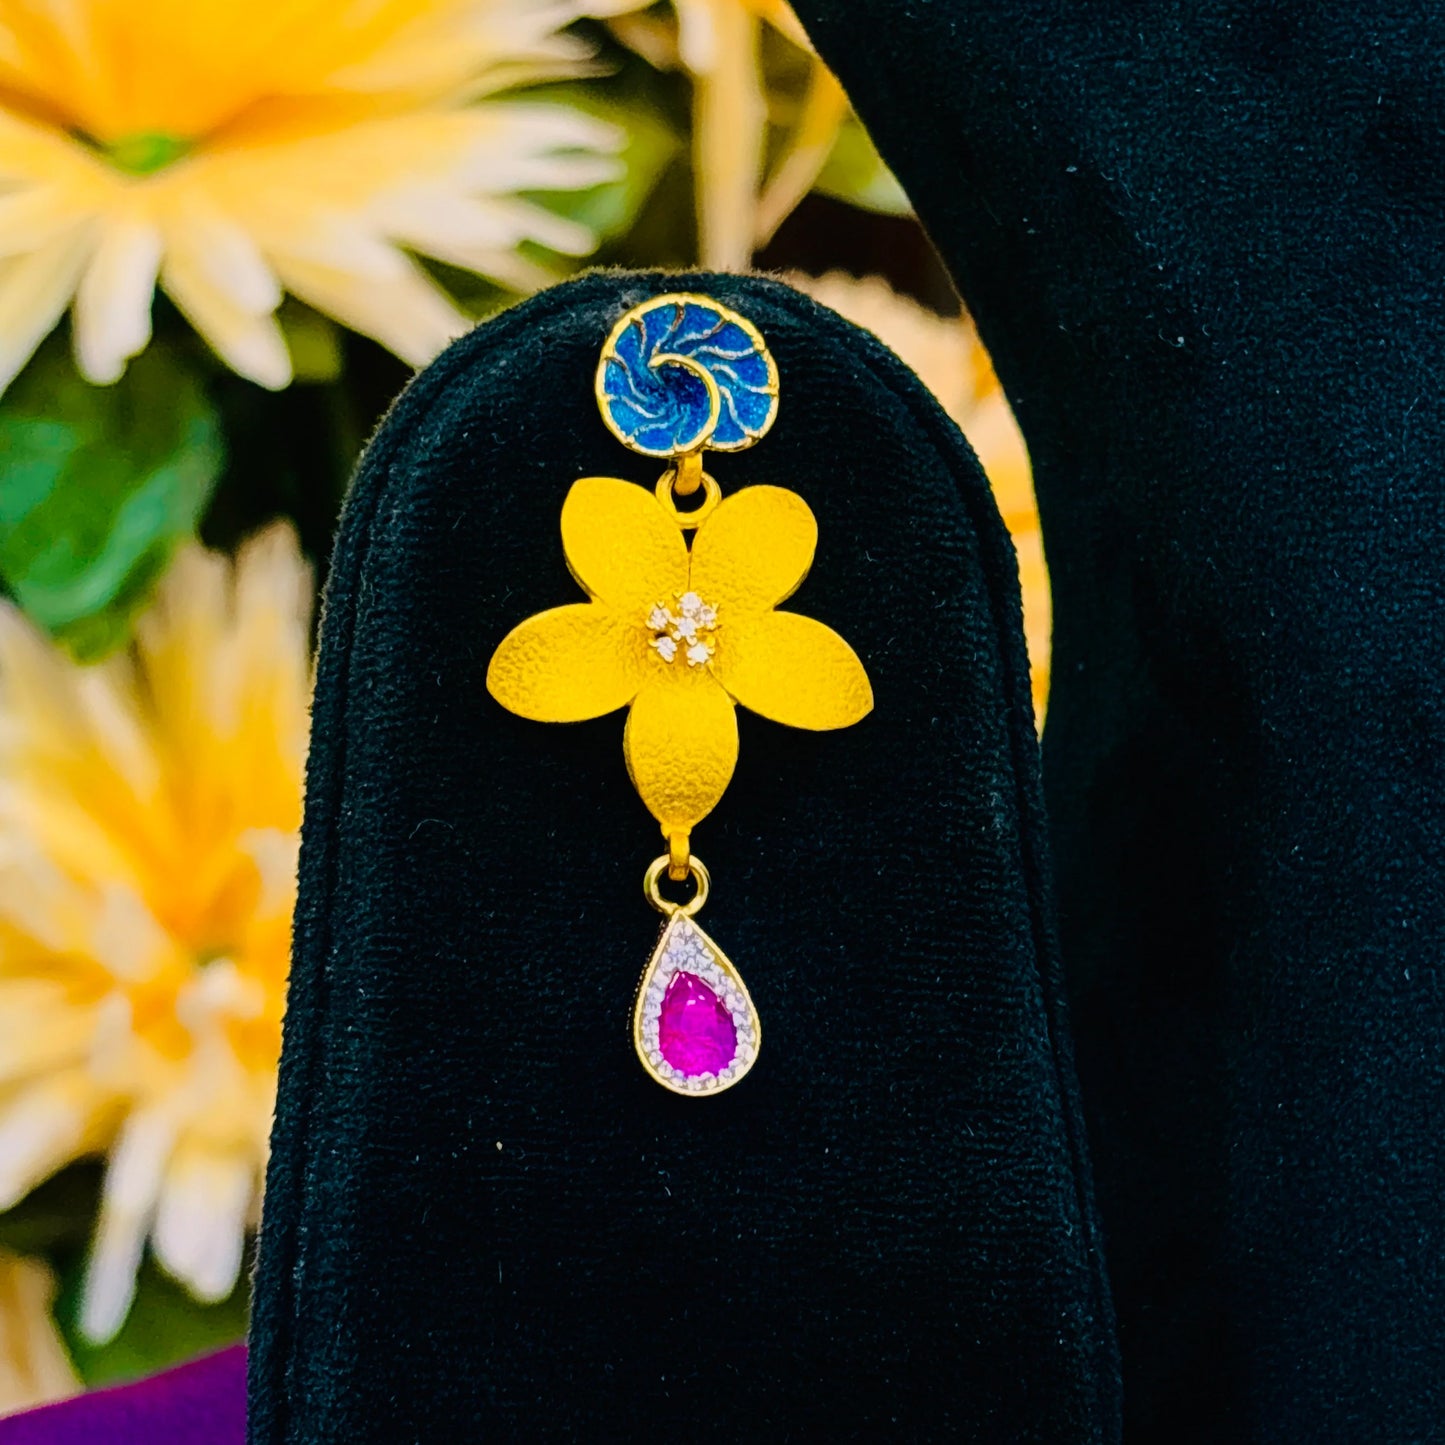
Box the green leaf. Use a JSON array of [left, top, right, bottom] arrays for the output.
[[520, 81, 682, 249], [279, 302, 343, 385], [814, 116, 912, 216], [0, 338, 223, 659], [55, 1252, 250, 1389]]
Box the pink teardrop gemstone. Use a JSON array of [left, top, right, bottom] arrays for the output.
[[657, 971, 738, 1076]]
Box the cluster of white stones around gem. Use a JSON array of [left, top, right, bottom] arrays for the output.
[[639, 919, 756, 1092], [648, 591, 718, 666]]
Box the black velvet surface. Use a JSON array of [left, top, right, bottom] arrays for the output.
[[789, 4, 1445, 1440], [248, 272, 1120, 1441]]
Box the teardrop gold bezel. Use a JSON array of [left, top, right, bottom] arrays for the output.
[[632, 913, 760, 1096]]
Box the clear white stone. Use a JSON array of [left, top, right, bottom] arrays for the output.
[[686, 641, 711, 667], [674, 614, 698, 642], [679, 591, 703, 617], [652, 634, 677, 662], [648, 605, 671, 631], [698, 604, 717, 627]]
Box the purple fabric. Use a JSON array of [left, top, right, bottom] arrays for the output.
[[0, 1345, 246, 1444]]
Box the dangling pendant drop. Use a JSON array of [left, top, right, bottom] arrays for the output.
[[634, 855, 760, 1096]]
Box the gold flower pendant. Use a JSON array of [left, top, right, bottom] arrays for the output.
[[487, 294, 872, 1095]]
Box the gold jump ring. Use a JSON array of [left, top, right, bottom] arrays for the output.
[[655, 469, 721, 530], [643, 853, 710, 917]]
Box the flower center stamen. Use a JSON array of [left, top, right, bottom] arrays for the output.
[[648, 590, 718, 667], [96, 131, 192, 175]]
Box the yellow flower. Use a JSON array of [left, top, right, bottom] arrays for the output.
[[0, 1251, 76, 1418], [610, 1, 848, 268], [0, 525, 311, 1343], [487, 476, 871, 852], [789, 270, 1052, 720], [0, 0, 624, 393]]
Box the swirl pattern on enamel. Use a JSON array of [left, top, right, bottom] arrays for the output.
[[596, 293, 779, 457]]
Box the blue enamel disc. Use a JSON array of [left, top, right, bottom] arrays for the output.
[[596, 294, 779, 457]]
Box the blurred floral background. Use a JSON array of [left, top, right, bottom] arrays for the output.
[[0, 0, 1046, 1413]]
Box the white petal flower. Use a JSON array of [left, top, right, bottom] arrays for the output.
[[0, 0, 628, 393], [0, 526, 312, 1340]]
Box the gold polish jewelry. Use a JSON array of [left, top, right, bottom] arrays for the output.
[[486, 293, 872, 1096]]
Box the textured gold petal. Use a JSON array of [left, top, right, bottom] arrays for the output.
[[717, 609, 873, 729], [688, 484, 817, 616], [624, 671, 738, 836], [561, 476, 690, 611], [486, 603, 643, 723]]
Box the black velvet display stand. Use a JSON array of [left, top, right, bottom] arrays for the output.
[[790, 3, 1445, 1441], [247, 273, 1120, 1441]]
